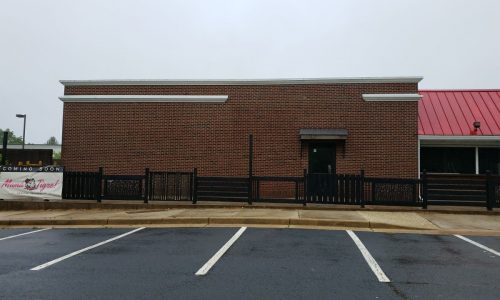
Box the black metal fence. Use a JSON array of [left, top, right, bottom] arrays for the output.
[[61, 167, 498, 210]]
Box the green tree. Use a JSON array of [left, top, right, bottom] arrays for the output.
[[46, 136, 60, 145], [53, 151, 61, 160], [0, 128, 23, 144]]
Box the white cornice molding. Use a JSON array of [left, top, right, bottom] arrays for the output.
[[59, 76, 423, 86], [59, 95, 228, 103], [362, 94, 422, 101]]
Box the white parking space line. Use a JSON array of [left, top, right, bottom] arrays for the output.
[[30, 227, 145, 271], [454, 235, 500, 257], [346, 230, 390, 283], [195, 227, 247, 276], [0, 228, 50, 241]]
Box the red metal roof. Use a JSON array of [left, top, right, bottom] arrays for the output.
[[418, 90, 500, 136]]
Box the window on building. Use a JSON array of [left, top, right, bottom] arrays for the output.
[[420, 147, 475, 174], [479, 148, 500, 175]]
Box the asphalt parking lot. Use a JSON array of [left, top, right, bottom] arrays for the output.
[[0, 227, 498, 300]]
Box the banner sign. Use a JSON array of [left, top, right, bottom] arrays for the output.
[[0, 166, 64, 200]]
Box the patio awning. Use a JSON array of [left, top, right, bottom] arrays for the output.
[[418, 90, 500, 136], [299, 129, 348, 140]]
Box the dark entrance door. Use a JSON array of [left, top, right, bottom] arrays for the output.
[[308, 143, 336, 174], [307, 143, 336, 202]]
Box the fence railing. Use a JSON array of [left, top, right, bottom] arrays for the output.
[[492, 176, 500, 208], [62, 170, 102, 200], [61, 168, 497, 210], [305, 173, 363, 205], [252, 176, 305, 204], [147, 171, 193, 201], [196, 176, 249, 202], [420, 172, 499, 210]]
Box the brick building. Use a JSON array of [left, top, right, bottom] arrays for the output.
[[60, 77, 423, 178]]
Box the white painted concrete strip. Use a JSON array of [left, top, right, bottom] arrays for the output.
[[454, 235, 500, 257], [346, 230, 390, 283], [30, 227, 145, 271], [195, 227, 247, 276], [0, 228, 50, 241]]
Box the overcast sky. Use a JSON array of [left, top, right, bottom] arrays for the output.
[[1, 0, 499, 144]]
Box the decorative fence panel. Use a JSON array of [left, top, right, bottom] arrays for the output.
[[102, 175, 144, 200], [364, 178, 420, 206]]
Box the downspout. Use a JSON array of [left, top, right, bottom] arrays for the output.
[[475, 147, 479, 174], [417, 137, 421, 178]]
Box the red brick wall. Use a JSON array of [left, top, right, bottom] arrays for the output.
[[62, 83, 418, 178]]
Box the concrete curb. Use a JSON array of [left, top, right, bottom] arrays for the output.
[[0, 217, 434, 230], [290, 218, 368, 228], [1, 200, 498, 215], [208, 217, 290, 226], [0, 218, 210, 226], [107, 218, 209, 225]]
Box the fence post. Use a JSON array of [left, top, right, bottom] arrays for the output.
[[360, 169, 365, 208], [144, 168, 150, 204], [192, 168, 198, 204], [486, 170, 493, 211], [303, 169, 307, 206], [62, 170, 67, 199], [256, 179, 260, 202], [371, 180, 376, 204], [295, 180, 299, 203], [1, 131, 8, 165], [96, 167, 103, 203], [248, 134, 253, 205], [421, 170, 428, 209]]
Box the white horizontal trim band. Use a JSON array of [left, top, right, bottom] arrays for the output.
[[59, 95, 228, 103], [362, 94, 422, 101], [60, 77, 423, 86], [419, 135, 500, 141]]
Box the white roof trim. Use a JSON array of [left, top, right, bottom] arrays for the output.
[[362, 94, 422, 101], [419, 135, 500, 141], [59, 76, 423, 86], [59, 95, 228, 103]]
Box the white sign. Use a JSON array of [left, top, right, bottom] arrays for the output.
[[0, 166, 64, 200]]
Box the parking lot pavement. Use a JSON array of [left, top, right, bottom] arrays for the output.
[[0, 228, 36, 239], [0, 228, 130, 277], [463, 235, 500, 252], [191, 228, 396, 299], [356, 232, 500, 299], [0, 227, 498, 300], [0, 228, 238, 299]]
